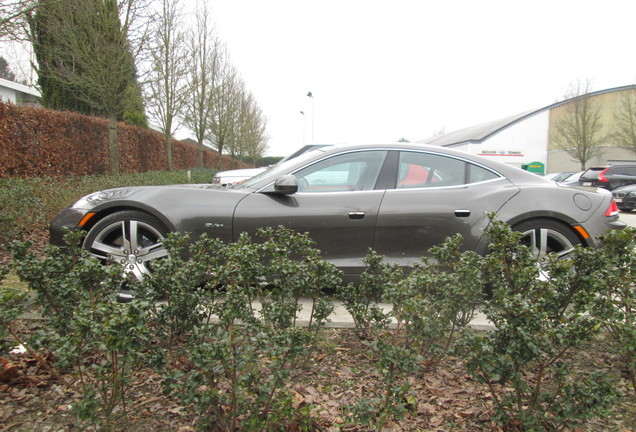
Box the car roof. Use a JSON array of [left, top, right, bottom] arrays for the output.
[[238, 142, 546, 190]]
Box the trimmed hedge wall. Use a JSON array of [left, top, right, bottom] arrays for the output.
[[0, 102, 246, 178]]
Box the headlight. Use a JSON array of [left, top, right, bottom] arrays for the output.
[[72, 189, 129, 209], [628, 192, 636, 198]]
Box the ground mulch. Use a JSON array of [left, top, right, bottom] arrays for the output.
[[1, 319, 635, 432]]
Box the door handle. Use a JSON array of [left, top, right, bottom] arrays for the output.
[[349, 212, 365, 220], [454, 209, 471, 218]]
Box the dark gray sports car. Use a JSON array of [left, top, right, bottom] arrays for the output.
[[50, 143, 625, 282]]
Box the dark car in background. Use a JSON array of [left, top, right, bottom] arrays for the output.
[[50, 143, 625, 283], [579, 165, 636, 190], [612, 183, 636, 212]]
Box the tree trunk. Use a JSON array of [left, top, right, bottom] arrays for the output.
[[108, 117, 119, 174], [166, 135, 173, 171], [198, 141, 204, 168]]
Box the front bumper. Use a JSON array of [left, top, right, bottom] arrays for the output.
[[49, 207, 87, 246]]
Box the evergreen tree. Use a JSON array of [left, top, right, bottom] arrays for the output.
[[29, 0, 146, 125], [0, 56, 17, 82]]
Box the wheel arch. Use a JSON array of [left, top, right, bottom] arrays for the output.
[[508, 215, 590, 246], [81, 204, 176, 234], [474, 214, 590, 256]]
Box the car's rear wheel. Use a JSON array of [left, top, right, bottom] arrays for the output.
[[513, 218, 581, 260], [83, 210, 169, 282]]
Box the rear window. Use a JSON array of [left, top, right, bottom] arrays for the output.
[[580, 167, 605, 180]]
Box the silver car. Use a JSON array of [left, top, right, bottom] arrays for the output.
[[50, 143, 625, 283], [212, 144, 332, 186]]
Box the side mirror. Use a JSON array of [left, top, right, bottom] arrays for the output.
[[273, 175, 298, 195]]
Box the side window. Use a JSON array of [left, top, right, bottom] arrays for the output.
[[616, 166, 636, 175], [397, 152, 466, 188], [294, 151, 388, 193], [397, 152, 500, 189], [468, 163, 501, 183]]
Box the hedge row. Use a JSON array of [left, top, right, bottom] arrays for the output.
[[0, 102, 247, 178]]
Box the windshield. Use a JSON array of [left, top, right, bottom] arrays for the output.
[[236, 148, 329, 189]]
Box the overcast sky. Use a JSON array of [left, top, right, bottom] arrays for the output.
[[186, 0, 636, 156], [3, 1, 635, 158]]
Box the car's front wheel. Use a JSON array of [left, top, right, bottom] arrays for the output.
[[83, 210, 169, 282], [513, 218, 582, 260]]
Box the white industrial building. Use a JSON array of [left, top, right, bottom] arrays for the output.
[[419, 85, 636, 174]]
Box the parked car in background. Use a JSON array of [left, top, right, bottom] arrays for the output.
[[579, 165, 636, 190], [51, 143, 624, 285], [556, 171, 584, 186], [612, 183, 636, 212], [212, 167, 267, 186], [578, 166, 608, 188], [212, 144, 332, 186], [544, 172, 577, 182]]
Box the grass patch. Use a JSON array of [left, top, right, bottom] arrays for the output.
[[1, 272, 28, 291]]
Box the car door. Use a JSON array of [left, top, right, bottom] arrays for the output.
[[373, 150, 519, 267], [233, 150, 389, 280]]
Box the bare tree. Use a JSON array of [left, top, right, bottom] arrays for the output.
[[0, 0, 41, 41], [143, 0, 188, 171], [237, 91, 268, 164], [614, 86, 636, 153], [555, 80, 605, 170], [182, 1, 222, 168], [209, 59, 242, 168], [28, 0, 149, 174]]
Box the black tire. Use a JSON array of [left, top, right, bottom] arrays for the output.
[[83, 210, 169, 281], [513, 218, 581, 259]]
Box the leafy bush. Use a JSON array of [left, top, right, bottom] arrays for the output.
[[0, 285, 28, 355], [157, 227, 338, 431], [10, 233, 155, 429], [586, 227, 636, 395], [341, 235, 485, 429], [0, 178, 44, 250], [457, 218, 617, 431]]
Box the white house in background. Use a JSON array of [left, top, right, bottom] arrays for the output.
[[419, 85, 636, 174], [0, 77, 40, 106]]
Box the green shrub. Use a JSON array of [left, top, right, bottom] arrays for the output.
[[342, 236, 485, 429], [0, 285, 28, 354], [10, 233, 154, 429], [457, 218, 617, 431], [0, 178, 44, 249], [586, 227, 636, 395], [159, 227, 335, 431]]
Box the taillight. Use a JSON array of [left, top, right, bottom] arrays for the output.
[[598, 168, 609, 183], [605, 200, 619, 217]]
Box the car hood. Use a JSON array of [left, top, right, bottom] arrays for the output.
[[71, 183, 229, 210]]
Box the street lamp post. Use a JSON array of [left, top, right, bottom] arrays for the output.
[[299, 110, 305, 145], [307, 91, 314, 143]]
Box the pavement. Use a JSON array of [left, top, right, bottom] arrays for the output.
[[276, 297, 494, 331]]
